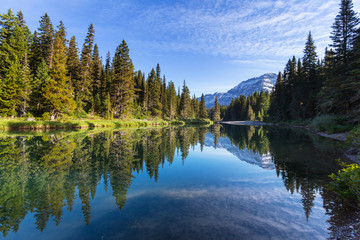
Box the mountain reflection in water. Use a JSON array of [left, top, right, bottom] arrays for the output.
[[0, 125, 355, 239]]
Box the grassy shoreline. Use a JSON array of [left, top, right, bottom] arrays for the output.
[[0, 118, 213, 131]]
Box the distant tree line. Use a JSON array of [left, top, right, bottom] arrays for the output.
[[222, 90, 270, 121], [222, 0, 360, 124], [0, 10, 209, 120]]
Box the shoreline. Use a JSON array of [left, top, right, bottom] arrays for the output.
[[221, 120, 359, 163], [0, 118, 213, 131]]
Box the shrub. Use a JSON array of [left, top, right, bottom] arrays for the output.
[[346, 126, 360, 147], [311, 115, 352, 133], [42, 112, 51, 121], [329, 161, 360, 207]]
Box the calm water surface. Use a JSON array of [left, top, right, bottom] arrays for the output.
[[0, 125, 352, 239]]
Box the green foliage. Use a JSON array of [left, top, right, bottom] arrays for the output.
[[0, 59, 22, 116], [179, 81, 192, 119], [66, 35, 81, 93], [346, 125, 360, 147], [211, 96, 221, 122], [310, 115, 353, 133], [110, 40, 134, 118], [42, 112, 51, 120], [147, 68, 162, 117], [37, 13, 54, 67], [223, 90, 270, 122], [44, 31, 76, 117], [0, 9, 206, 122], [199, 94, 208, 119], [329, 162, 360, 206], [77, 23, 95, 112]]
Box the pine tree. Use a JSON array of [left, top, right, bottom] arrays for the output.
[[0, 9, 28, 78], [179, 81, 191, 119], [161, 75, 168, 118], [77, 23, 95, 112], [37, 13, 54, 67], [320, 0, 359, 114], [347, 29, 360, 120], [110, 40, 134, 118], [302, 32, 319, 118], [102, 52, 112, 115], [147, 68, 162, 117], [29, 30, 41, 74], [0, 58, 22, 116], [43, 26, 76, 117], [138, 72, 146, 111], [269, 72, 285, 121], [199, 94, 208, 118], [331, 0, 359, 67], [91, 44, 102, 113], [18, 52, 32, 116], [212, 96, 221, 122], [246, 101, 255, 121], [104, 92, 112, 119], [167, 81, 177, 120], [191, 94, 199, 118], [30, 59, 50, 116], [66, 36, 81, 90]]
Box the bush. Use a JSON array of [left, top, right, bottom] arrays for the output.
[[329, 162, 360, 206], [346, 126, 360, 147], [311, 115, 352, 133], [42, 112, 51, 121]]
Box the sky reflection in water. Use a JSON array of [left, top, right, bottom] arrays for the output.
[[0, 125, 349, 239]]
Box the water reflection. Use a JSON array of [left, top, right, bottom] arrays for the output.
[[0, 125, 354, 238]]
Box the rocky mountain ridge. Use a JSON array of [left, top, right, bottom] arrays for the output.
[[202, 73, 277, 108]]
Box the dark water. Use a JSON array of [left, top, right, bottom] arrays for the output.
[[0, 125, 353, 239]]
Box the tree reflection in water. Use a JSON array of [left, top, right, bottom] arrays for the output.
[[0, 125, 356, 237]]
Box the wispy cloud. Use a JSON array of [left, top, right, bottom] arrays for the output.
[[109, 0, 345, 60]]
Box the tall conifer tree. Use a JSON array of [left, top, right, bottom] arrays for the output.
[[147, 68, 162, 117], [43, 24, 76, 117], [77, 23, 95, 112], [199, 94, 208, 118], [91, 44, 102, 113], [37, 13, 54, 67], [167, 81, 177, 120], [320, 0, 359, 114], [179, 81, 191, 119], [302, 32, 318, 118], [212, 96, 221, 122], [0, 59, 22, 116], [110, 40, 134, 118], [66, 36, 81, 89]]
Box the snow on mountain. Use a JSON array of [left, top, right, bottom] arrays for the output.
[[201, 73, 277, 108], [204, 133, 274, 170]]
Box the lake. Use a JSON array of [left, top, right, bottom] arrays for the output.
[[0, 124, 354, 239]]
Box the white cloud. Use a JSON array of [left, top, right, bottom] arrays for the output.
[[126, 0, 340, 60]]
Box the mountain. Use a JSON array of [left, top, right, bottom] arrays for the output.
[[201, 73, 277, 108], [204, 133, 274, 170]]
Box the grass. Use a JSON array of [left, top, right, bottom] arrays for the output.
[[0, 117, 213, 131]]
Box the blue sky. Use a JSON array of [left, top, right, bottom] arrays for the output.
[[1, 0, 359, 96]]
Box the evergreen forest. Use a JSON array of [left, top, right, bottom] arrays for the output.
[[223, 0, 360, 128], [0, 10, 209, 121]]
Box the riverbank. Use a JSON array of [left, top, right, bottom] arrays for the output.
[[0, 118, 213, 131], [221, 120, 359, 163]]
